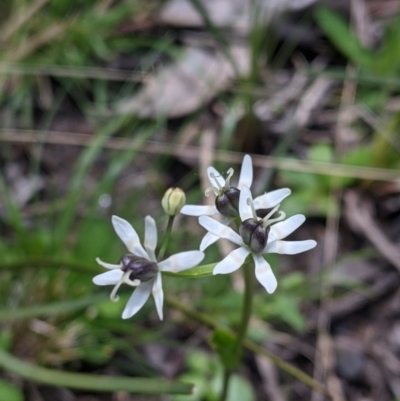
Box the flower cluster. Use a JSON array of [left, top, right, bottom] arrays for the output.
[[181, 155, 292, 251], [92, 154, 316, 320], [183, 155, 316, 293]]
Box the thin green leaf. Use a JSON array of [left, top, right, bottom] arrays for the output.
[[0, 294, 107, 322], [0, 349, 193, 395], [315, 7, 374, 71], [164, 263, 217, 278], [0, 379, 23, 401]]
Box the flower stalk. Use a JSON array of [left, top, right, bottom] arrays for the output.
[[158, 215, 175, 261], [219, 259, 255, 401], [234, 260, 255, 357]]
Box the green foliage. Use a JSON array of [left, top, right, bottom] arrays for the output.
[[315, 7, 373, 71], [370, 113, 400, 169], [315, 7, 400, 76], [172, 350, 256, 401], [279, 143, 334, 216], [269, 295, 306, 331], [0, 330, 12, 351], [253, 272, 308, 332], [315, 6, 400, 111], [0, 380, 23, 401], [210, 329, 239, 370], [281, 128, 400, 215], [3, 0, 141, 66], [74, 217, 114, 262]]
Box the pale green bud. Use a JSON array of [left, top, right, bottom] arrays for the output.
[[162, 187, 186, 216]]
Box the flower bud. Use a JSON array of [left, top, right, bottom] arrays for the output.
[[120, 254, 158, 282], [215, 187, 240, 218], [162, 187, 186, 216], [239, 219, 270, 253]]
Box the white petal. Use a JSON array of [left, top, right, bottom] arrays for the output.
[[122, 281, 152, 319], [238, 155, 253, 189], [207, 166, 225, 187], [95, 257, 122, 270], [93, 270, 123, 285], [238, 185, 253, 221], [221, 216, 233, 225], [253, 254, 277, 294], [270, 214, 305, 240], [112, 215, 149, 259], [266, 231, 277, 244], [198, 216, 243, 246], [152, 272, 164, 320], [158, 250, 204, 273], [180, 204, 218, 216], [266, 239, 317, 255], [213, 247, 250, 275], [200, 232, 219, 251], [253, 188, 291, 209], [144, 216, 157, 262], [199, 217, 233, 251]]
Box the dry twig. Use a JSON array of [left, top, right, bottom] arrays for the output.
[[344, 190, 400, 273]]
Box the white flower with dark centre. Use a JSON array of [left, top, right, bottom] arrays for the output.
[[93, 215, 204, 320], [198, 186, 316, 293], [181, 154, 292, 250]]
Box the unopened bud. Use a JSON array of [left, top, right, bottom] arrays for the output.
[[215, 187, 240, 218], [239, 219, 270, 253], [162, 187, 186, 216], [120, 254, 158, 282]]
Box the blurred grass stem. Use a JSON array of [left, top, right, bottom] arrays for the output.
[[0, 0, 49, 43], [0, 62, 143, 82], [234, 262, 255, 355], [2, 130, 398, 182], [220, 369, 232, 401], [0, 349, 193, 395]]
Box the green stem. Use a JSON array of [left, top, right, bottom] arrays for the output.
[[0, 349, 193, 395], [220, 369, 232, 401], [234, 262, 255, 357], [220, 261, 255, 401], [157, 215, 175, 261], [188, 0, 240, 77]]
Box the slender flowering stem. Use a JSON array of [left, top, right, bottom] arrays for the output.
[[158, 215, 175, 261], [220, 260, 255, 401], [220, 370, 232, 401], [234, 260, 255, 355], [219, 219, 255, 401]]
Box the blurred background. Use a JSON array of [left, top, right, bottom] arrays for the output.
[[1, 0, 400, 400]]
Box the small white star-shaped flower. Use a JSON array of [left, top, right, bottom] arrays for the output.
[[93, 215, 204, 320], [198, 186, 316, 293], [181, 154, 291, 250]]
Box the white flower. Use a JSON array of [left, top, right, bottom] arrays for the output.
[[93, 215, 204, 320], [198, 186, 316, 294], [181, 154, 291, 250]]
